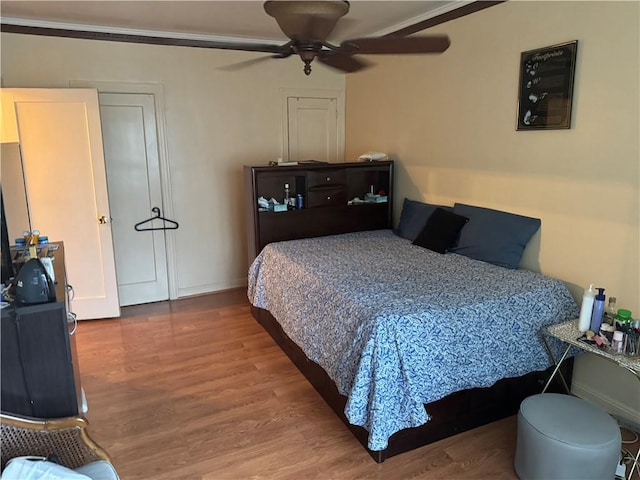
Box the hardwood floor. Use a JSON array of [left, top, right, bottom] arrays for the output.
[[75, 290, 639, 480]]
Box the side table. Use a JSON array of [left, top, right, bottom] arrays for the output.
[[542, 319, 640, 479]]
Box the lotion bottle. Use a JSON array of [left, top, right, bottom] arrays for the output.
[[590, 287, 606, 333], [578, 284, 595, 332]]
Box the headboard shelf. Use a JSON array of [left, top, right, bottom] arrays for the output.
[[244, 161, 394, 264]]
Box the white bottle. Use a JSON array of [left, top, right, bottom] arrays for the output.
[[283, 183, 290, 205], [611, 331, 625, 354], [578, 284, 596, 332]]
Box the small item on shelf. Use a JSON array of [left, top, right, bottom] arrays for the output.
[[589, 287, 606, 333], [358, 152, 388, 162], [624, 330, 639, 357], [284, 183, 290, 205], [364, 193, 388, 203], [257, 196, 270, 211], [268, 198, 287, 213], [277, 157, 298, 166], [610, 331, 625, 354], [603, 296, 617, 325], [295, 194, 304, 209], [578, 284, 596, 332], [599, 323, 614, 343], [615, 309, 633, 331]]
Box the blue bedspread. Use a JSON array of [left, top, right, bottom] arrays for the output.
[[247, 230, 578, 451]]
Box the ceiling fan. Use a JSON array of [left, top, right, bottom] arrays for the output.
[[220, 1, 451, 75]]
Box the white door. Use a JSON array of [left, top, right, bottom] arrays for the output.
[[287, 96, 339, 162], [98, 92, 169, 306], [3, 88, 120, 319]]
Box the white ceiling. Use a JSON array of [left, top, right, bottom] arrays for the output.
[[0, 1, 470, 44]]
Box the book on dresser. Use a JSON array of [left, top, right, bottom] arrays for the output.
[[243, 160, 394, 264]]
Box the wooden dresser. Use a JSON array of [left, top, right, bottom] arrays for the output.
[[0, 243, 83, 418], [244, 161, 394, 264]]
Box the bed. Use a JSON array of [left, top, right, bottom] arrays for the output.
[[247, 200, 579, 462]]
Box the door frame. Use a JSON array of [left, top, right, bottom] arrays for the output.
[[69, 80, 178, 301], [279, 88, 345, 163]]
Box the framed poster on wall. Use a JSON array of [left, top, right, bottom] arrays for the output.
[[516, 41, 578, 130]]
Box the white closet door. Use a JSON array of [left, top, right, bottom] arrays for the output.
[[287, 96, 339, 162], [4, 88, 120, 319], [99, 92, 169, 306]]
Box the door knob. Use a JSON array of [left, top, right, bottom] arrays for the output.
[[98, 215, 109, 224]]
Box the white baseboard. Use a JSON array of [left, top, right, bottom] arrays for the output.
[[571, 381, 640, 430], [176, 278, 247, 299]]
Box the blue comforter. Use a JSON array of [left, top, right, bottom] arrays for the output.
[[247, 230, 578, 451]]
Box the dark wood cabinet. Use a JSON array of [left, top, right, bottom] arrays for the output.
[[244, 161, 393, 264], [1, 243, 82, 418]]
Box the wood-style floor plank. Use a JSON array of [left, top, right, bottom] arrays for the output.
[[75, 290, 639, 479]]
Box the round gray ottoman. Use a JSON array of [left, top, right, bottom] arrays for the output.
[[514, 393, 621, 480]]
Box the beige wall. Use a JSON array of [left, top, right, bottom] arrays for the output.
[[0, 33, 345, 297], [345, 1, 639, 422]]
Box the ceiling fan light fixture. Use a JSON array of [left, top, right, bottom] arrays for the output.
[[264, 1, 349, 42]]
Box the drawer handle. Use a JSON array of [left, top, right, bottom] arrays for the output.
[[326, 176, 331, 182], [327, 196, 331, 200]]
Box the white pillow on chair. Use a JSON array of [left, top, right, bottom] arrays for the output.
[[74, 461, 119, 480], [1, 457, 91, 480], [1, 457, 119, 480]]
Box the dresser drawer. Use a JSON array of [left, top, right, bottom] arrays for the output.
[[306, 187, 347, 208], [306, 170, 346, 188]]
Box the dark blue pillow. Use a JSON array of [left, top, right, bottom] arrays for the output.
[[449, 203, 541, 269], [395, 198, 452, 241], [412, 208, 469, 254]]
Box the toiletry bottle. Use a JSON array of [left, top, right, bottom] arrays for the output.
[[615, 309, 632, 332], [589, 287, 606, 333], [611, 331, 625, 354], [603, 296, 617, 325], [578, 284, 596, 332], [284, 183, 290, 207]]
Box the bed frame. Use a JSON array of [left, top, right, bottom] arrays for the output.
[[251, 305, 572, 463]]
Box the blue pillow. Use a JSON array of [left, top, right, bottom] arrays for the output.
[[449, 203, 541, 269], [412, 208, 469, 254], [395, 198, 452, 241]]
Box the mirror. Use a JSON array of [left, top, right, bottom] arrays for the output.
[[0, 142, 31, 242]]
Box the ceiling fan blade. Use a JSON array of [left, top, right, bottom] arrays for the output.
[[218, 55, 279, 72], [341, 35, 451, 55], [317, 53, 369, 73]]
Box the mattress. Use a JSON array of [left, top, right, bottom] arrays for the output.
[[248, 230, 578, 450]]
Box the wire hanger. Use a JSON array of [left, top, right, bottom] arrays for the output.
[[134, 207, 179, 231]]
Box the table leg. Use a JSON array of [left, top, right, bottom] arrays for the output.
[[542, 337, 572, 394]]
